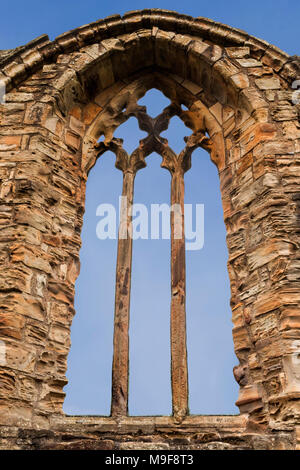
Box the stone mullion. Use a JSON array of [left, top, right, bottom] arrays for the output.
[[111, 170, 135, 418], [170, 169, 189, 422]]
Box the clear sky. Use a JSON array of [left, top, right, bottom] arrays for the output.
[[2, 1, 299, 416]]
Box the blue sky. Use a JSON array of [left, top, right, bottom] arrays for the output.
[[2, 1, 299, 416], [1, 0, 299, 55]]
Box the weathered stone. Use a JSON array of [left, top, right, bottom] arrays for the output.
[[231, 73, 250, 90], [226, 46, 250, 58], [237, 58, 263, 68], [0, 8, 299, 451], [255, 77, 281, 90], [236, 384, 263, 412]]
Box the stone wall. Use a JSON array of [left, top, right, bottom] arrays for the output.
[[0, 9, 300, 449]]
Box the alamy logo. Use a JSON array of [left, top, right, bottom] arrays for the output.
[[96, 197, 205, 251], [0, 81, 6, 104], [292, 80, 300, 105]]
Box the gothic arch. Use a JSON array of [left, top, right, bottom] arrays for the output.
[[0, 9, 300, 449]]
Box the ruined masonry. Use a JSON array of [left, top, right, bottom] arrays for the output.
[[0, 9, 300, 450]]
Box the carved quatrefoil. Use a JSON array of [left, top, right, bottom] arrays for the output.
[[95, 99, 213, 175]]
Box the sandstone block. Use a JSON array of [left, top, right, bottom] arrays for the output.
[[255, 77, 281, 90]]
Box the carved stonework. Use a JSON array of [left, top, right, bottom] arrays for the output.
[[0, 9, 299, 450]]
